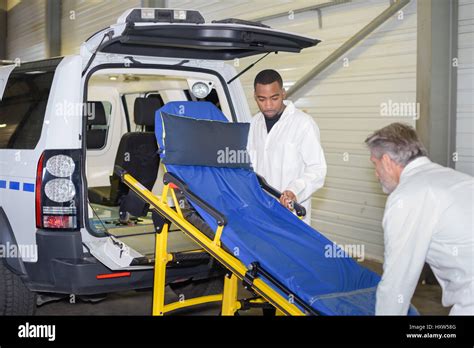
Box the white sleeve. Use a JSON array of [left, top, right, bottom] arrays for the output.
[[376, 187, 438, 315], [246, 116, 261, 170], [286, 121, 327, 203]]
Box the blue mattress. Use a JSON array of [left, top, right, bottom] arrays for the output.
[[155, 101, 418, 316]]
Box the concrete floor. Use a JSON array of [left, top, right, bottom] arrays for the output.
[[35, 259, 450, 316]]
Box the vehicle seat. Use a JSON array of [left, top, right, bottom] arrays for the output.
[[88, 97, 162, 213]]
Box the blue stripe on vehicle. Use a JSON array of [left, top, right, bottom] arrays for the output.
[[0, 180, 6, 189], [9, 181, 20, 190], [23, 183, 35, 192]]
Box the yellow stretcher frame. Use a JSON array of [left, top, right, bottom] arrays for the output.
[[115, 167, 307, 316]]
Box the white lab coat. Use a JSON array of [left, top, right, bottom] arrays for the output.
[[247, 100, 327, 224], [376, 157, 474, 315]]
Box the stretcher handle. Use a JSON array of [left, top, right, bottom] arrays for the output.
[[163, 172, 228, 226], [256, 174, 307, 217]]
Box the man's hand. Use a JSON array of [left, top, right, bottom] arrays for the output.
[[279, 190, 297, 211]]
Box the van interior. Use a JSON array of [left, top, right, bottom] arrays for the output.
[[85, 68, 233, 263]]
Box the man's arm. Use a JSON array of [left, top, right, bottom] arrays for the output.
[[286, 121, 327, 203], [376, 187, 438, 315]]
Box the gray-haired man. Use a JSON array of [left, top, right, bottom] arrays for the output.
[[365, 123, 474, 315]]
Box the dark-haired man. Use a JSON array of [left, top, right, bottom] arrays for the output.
[[247, 69, 327, 224], [365, 123, 474, 315]]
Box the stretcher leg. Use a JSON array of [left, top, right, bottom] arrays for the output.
[[116, 168, 307, 316], [221, 273, 240, 315], [152, 222, 171, 316]]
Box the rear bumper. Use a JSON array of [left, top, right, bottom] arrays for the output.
[[23, 230, 220, 295], [24, 253, 154, 295]]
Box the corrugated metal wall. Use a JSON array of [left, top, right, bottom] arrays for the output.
[[6, 0, 46, 62], [456, 0, 474, 176], [61, 0, 140, 55], [170, 0, 418, 261]]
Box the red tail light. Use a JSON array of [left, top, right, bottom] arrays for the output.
[[35, 150, 82, 230], [44, 215, 75, 229]]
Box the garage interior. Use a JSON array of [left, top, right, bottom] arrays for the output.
[[0, 0, 472, 316]]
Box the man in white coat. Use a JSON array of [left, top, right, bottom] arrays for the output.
[[247, 69, 327, 224], [365, 123, 474, 315]]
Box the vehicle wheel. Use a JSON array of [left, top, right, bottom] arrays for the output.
[[169, 276, 224, 300], [0, 261, 36, 315]]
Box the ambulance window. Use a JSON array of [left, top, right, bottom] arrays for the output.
[[184, 88, 221, 111], [146, 93, 164, 105], [86, 101, 112, 150], [183, 89, 193, 101], [0, 69, 55, 149]]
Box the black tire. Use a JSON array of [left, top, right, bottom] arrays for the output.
[[0, 261, 36, 315], [169, 276, 224, 300]]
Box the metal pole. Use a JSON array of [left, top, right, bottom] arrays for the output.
[[46, 0, 61, 58], [0, 0, 6, 60], [250, 0, 350, 23], [286, 0, 410, 100], [416, 0, 456, 167], [447, 0, 459, 169]]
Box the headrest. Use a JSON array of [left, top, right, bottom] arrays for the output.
[[160, 112, 251, 169], [134, 97, 163, 127], [87, 102, 106, 125], [155, 101, 228, 151]]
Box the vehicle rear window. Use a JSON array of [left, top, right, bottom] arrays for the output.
[[184, 88, 222, 110], [0, 68, 55, 149], [86, 101, 112, 150]]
